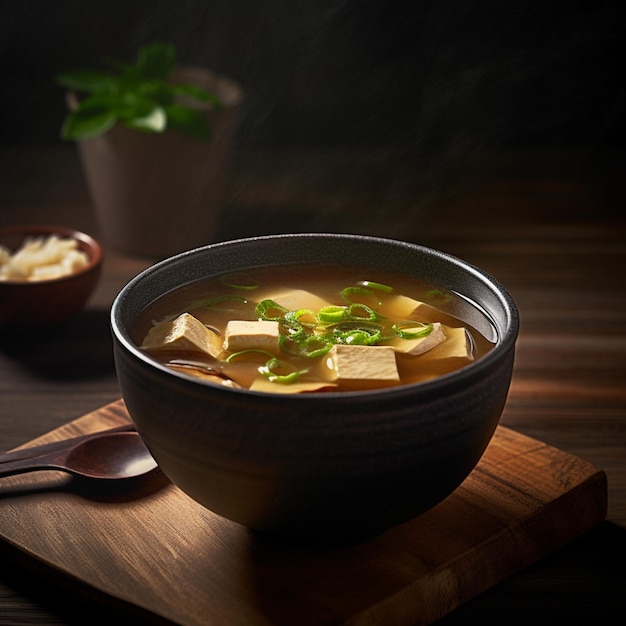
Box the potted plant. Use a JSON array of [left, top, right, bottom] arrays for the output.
[[56, 43, 243, 259]]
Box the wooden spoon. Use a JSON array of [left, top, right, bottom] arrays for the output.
[[0, 431, 157, 481]]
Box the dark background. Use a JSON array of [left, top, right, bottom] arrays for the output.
[[1, 0, 624, 160]]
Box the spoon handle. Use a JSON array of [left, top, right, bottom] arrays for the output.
[[0, 423, 135, 465], [0, 453, 70, 479]]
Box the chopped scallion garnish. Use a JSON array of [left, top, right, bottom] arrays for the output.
[[392, 321, 434, 339], [317, 305, 348, 324], [341, 286, 381, 307], [331, 322, 382, 346], [278, 334, 305, 355], [256, 299, 288, 321], [300, 335, 333, 358], [425, 289, 452, 304], [225, 349, 275, 363], [279, 318, 306, 339], [357, 280, 394, 293], [201, 294, 250, 311], [347, 303, 378, 322], [258, 357, 308, 384], [285, 309, 317, 327]]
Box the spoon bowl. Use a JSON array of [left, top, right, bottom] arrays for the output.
[[0, 432, 158, 481]]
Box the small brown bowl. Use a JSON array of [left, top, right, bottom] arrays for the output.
[[0, 224, 103, 328]]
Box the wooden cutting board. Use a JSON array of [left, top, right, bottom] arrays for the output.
[[0, 400, 607, 626]]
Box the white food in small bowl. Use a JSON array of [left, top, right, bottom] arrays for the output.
[[0, 234, 90, 282]]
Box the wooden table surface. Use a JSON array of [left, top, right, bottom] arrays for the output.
[[0, 144, 624, 625]]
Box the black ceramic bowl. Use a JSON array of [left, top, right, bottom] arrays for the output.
[[111, 233, 519, 543]]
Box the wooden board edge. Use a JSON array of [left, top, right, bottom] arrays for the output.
[[0, 534, 175, 625], [353, 469, 608, 626]]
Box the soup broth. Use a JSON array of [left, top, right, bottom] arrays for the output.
[[132, 264, 497, 393]]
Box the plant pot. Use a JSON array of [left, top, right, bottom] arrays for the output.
[[69, 67, 243, 259]]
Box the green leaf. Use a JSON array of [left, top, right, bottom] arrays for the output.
[[60, 96, 117, 140], [171, 84, 222, 107], [55, 42, 221, 142], [55, 70, 117, 94], [164, 104, 212, 141], [116, 91, 158, 115], [136, 43, 176, 80], [135, 80, 175, 106]]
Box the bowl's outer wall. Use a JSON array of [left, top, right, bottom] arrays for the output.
[[112, 234, 519, 536]]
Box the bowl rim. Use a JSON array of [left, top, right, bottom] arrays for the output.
[[111, 233, 519, 400], [0, 224, 103, 285]]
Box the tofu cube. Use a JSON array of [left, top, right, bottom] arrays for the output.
[[390, 323, 473, 359], [224, 320, 280, 353], [390, 322, 447, 355], [377, 294, 426, 318], [262, 289, 332, 314], [327, 344, 400, 388], [140, 313, 222, 357], [429, 326, 473, 360]]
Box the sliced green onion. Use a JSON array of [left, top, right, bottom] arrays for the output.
[[279, 318, 305, 340], [300, 335, 333, 358], [317, 305, 347, 324], [278, 334, 305, 356], [357, 280, 394, 293], [201, 294, 250, 311], [256, 299, 288, 321], [331, 322, 382, 346], [347, 303, 378, 322], [278, 331, 333, 358], [258, 357, 308, 384], [225, 349, 275, 363], [219, 272, 259, 290], [285, 309, 317, 327], [336, 329, 381, 345], [392, 321, 434, 339], [332, 321, 383, 333], [341, 286, 381, 308], [425, 289, 452, 304]]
